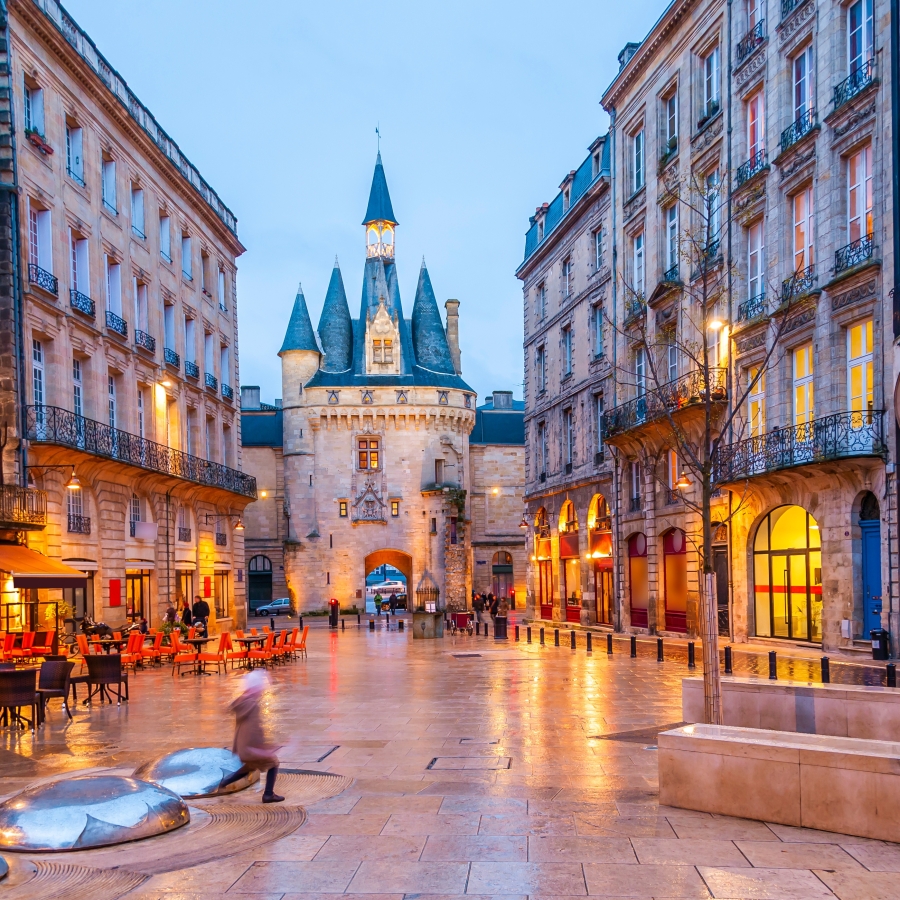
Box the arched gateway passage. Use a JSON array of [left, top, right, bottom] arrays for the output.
[[364, 549, 412, 612]]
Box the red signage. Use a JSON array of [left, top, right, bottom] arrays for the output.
[[204, 576, 211, 598], [109, 578, 121, 607]]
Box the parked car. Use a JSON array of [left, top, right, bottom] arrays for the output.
[[255, 597, 292, 617]]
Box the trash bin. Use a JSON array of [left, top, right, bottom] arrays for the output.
[[494, 616, 508, 640], [871, 629, 890, 660], [328, 598, 339, 629]]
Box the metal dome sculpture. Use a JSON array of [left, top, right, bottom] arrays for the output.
[[133, 747, 258, 798], [0, 775, 189, 852]]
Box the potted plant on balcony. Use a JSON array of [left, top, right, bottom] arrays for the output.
[[25, 128, 53, 155]]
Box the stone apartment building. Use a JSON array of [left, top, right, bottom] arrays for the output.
[[0, 0, 255, 634], [520, 0, 897, 656]]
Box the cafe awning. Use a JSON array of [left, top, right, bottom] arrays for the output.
[[0, 544, 88, 589]]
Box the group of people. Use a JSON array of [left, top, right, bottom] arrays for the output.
[[472, 592, 509, 624], [163, 595, 212, 637]]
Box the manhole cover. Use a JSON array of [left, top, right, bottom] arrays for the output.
[[452, 653, 482, 658]]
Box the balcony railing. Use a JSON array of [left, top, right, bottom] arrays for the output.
[[222, 383, 234, 400], [664, 488, 680, 506], [366, 242, 395, 259], [0, 484, 47, 528], [106, 310, 128, 337], [164, 347, 180, 368], [601, 367, 728, 439], [28, 264, 58, 296], [129, 519, 138, 538], [135, 329, 156, 353], [833, 60, 874, 110], [67, 165, 85, 187], [215, 532, 227, 547], [714, 411, 886, 484], [736, 149, 767, 187], [624, 294, 646, 323], [67, 513, 91, 534], [184, 360, 199, 379], [780, 108, 816, 153], [663, 264, 679, 283], [70, 289, 95, 318], [25, 405, 257, 498], [834, 233, 874, 274], [204, 372, 218, 390], [629, 496, 642, 513], [781, 265, 816, 303], [737, 292, 767, 323], [737, 19, 766, 64], [132, 225, 146, 240], [178, 526, 192, 542], [781, 0, 803, 18]]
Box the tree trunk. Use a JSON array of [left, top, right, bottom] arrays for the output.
[[700, 569, 722, 724]]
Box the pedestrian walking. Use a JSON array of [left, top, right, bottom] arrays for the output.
[[192, 594, 210, 625], [164, 604, 177, 625], [181, 600, 192, 626], [219, 670, 284, 803], [375, 592, 383, 616], [473, 594, 485, 624], [389, 593, 397, 616], [489, 593, 499, 623]]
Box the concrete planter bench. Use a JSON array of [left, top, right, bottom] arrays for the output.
[[683, 676, 900, 741], [659, 723, 900, 841]]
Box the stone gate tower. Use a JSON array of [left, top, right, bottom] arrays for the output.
[[278, 154, 476, 612]]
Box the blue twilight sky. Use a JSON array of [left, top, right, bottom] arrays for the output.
[[65, 0, 661, 404]]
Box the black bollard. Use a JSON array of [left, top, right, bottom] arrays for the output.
[[398, 619, 404, 631], [554, 629, 560, 647], [586, 632, 593, 653], [341, 618, 345, 631], [657, 638, 664, 662], [687, 641, 696, 669], [821, 656, 830, 684], [357, 613, 361, 625], [570, 630, 576, 650], [369, 619, 375, 631], [485, 624, 490, 638], [299, 615, 304, 629], [607, 633, 613, 655], [540, 627, 545, 646], [515, 625, 520, 642], [270, 616, 276, 631], [888, 663, 897, 688], [768, 650, 778, 680], [724, 645, 733, 675], [630, 635, 637, 658], [475, 622, 480, 635], [527, 626, 532, 643]]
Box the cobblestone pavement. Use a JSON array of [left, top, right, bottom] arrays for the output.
[[1, 617, 897, 899]]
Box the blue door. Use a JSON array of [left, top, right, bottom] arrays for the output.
[[860, 520, 882, 635]]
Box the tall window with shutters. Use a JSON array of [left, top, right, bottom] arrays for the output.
[[32, 339, 44, 407], [848, 320, 873, 428], [72, 357, 83, 418], [748, 220, 765, 300], [792, 187, 814, 272], [847, 145, 873, 243], [747, 367, 765, 438], [793, 344, 814, 427]]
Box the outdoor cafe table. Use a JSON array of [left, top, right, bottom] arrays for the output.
[[183, 637, 214, 676], [91, 638, 126, 654]]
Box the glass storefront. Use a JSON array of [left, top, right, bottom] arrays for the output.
[[754, 506, 822, 642], [178, 570, 194, 607], [126, 569, 151, 623], [214, 571, 230, 618]]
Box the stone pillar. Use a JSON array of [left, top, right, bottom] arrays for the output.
[[444, 300, 462, 375]]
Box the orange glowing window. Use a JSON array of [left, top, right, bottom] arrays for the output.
[[358, 439, 379, 470]]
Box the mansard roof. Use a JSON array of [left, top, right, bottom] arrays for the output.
[[317, 261, 354, 372], [362, 152, 398, 225], [279, 286, 319, 355]]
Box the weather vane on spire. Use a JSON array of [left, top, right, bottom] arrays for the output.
[[376, 124, 381, 154]]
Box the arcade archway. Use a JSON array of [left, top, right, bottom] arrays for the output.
[[364, 549, 412, 611]]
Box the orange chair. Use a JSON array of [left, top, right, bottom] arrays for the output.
[[247, 631, 275, 668], [30, 632, 54, 659], [9, 632, 35, 661], [75, 633, 93, 670], [170, 631, 197, 676], [250, 628, 258, 636], [284, 627, 300, 660], [262, 625, 271, 634], [272, 629, 288, 662], [198, 633, 228, 675], [296, 626, 309, 659], [224, 632, 248, 670], [235, 629, 245, 639], [141, 632, 164, 666], [113, 632, 122, 641], [1, 632, 16, 661], [120, 632, 144, 670], [187, 626, 196, 640]]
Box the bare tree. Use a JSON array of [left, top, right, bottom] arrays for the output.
[[605, 167, 805, 724]]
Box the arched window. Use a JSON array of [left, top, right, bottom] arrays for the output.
[[367, 227, 379, 246], [382, 226, 393, 246], [753, 506, 821, 641], [629, 533, 649, 628], [249, 555, 272, 573], [491, 551, 514, 600]]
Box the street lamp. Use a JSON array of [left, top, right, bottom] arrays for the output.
[[204, 512, 244, 529], [675, 470, 691, 489], [25, 465, 81, 491], [519, 513, 529, 530]]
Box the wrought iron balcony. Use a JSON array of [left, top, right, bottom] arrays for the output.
[[184, 360, 199, 379], [28, 264, 58, 296], [736, 149, 767, 187], [664, 488, 680, 506], [67, 165, 85, 187], [204, 372, 218, 390], [714, 410, 886, 485], [219, 302, 227, 313], [737, 20, 766, 64], [833, 60, 874, 110], [629, 496, 642, 513], [70, 289, 95, 318], [624, 293, 646, 324], [25, 405, 257, 498], [601, 367, 728, 439], [781, 0, 803, 18], [215, 532, 227, 547], [593, 515, 612, 532], [129, 519, 137, 538], [781, 265, 816, 303], [0, 484, 47, 529], [135, 329, 156, 353], [178, 526, 192, 542], [780, 108, 816, 153], [164, 347, 180, 368], [737, 292, 767, 323], [663, 264, 679, 283], [835, 234, 874, 274], [106, 310, 128, 337], [222, 383, 234, 400], [103, 198, 118, 216], [132, 225, 146, 240], [67, 513, 91, 534]]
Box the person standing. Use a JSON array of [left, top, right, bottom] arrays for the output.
[[374, 592, 383, 616], [219, 670, 284, 803], [489, 593, 499, 623], [181, 600, 192, 626], [389, 593, 397, 616], [473, 594, 484, 624]]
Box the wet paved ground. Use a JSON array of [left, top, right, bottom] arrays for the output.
[[1, 615, 898, 899]]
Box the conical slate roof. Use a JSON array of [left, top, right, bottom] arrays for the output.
[[317, 261, 354, 372], [362, 152, 398, 226], [411, 261, 455, 374], [279, 285, 319, 355]]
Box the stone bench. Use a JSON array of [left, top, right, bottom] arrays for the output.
[[659, 723, 900, 841], [682, 676, 900, 741]]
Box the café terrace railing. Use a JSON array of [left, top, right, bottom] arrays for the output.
[[713, 410, 885, 485], [0, 483, 47, 528], [25, 405, 257, 499], [601, 367, 727, 439]]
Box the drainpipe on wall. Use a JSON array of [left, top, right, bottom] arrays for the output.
[[890, 0, 900, 655], [608, 107, 620, 631]]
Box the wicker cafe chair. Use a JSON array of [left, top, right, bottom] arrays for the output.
[[84, 653, 129, 705], [37, 660, 75, 721], [0, 668, 40, 732]]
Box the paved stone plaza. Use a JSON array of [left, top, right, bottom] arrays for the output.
[[1, 619, 898, 899]]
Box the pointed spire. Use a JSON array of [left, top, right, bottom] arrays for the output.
[[411, 261, 456, 374], [317, 261, 353, 372], [279, 284, 318, 355], [362, 152, 398, 226]]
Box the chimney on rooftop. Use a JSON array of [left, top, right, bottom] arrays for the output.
[[444, 299, 462, 375], [492, 391, 513, 410], [240, 385, 261, 409], [618, 42, 640, 70]]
